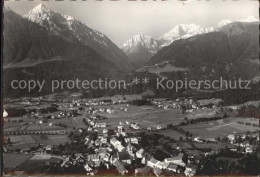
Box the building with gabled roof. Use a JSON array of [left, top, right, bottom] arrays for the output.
[[164, 153, 185, 167]]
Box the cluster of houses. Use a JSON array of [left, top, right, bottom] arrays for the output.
[[85, 104, 129, 115], [120, 120, 162, 132], [50, 116, 199, 176], [152, 98, 221, 111], [56, 143, 197, 176], [85, 99, 129, 106], [145, 153, 197, 177], [152, 99, 183, 110], [227, 134, 259, 154], [6, 96, 248, 176], [193, 133, 259, 157], [58, 98, 130, 115]]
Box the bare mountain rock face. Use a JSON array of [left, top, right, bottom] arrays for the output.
[[3, 8, 124, 96], [122, 34, 160, 68], [24, 3, 134, 72]]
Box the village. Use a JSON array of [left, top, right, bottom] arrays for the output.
[[3, 93, 260, 176]]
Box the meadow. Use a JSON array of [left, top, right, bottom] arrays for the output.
[[182, 117, 260, 140]]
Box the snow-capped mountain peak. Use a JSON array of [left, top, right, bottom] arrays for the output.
[[31, 3, 50, 13], [122, 34, 160, 67], [25, 3, 51, 19], [205, 27, 214, 33], [123, 34, 155, 46], [24, 3, 134, 71], [26, 4, 82, 26], [217, 19, 232, 29], [132, 33, 150, 41], [239, 16, 258, 22], [24, 4, 106, 44], [122, 34, 159, 53], [25, 3, 54, 29], [158, 23, 204, 46]]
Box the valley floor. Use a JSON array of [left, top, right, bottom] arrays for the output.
[[3, 93, 260, 176]]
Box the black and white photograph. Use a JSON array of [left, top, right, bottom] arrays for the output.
[[1, 0, 260, 176]]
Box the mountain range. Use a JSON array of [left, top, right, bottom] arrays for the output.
[[122, 16, 258, 67], [24, 3, 134, 71], [3, 5, 130, 96], [3, 4, 259, 96], [144, 21, 259, 81]]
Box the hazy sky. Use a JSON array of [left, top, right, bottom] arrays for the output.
[[4, 0, 258, 47]]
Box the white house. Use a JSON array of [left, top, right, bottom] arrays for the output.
[[147, 157, 167, 169], [118, 125, 123, 131], [110, 138, 125, 152], [147, 127, 152, 130], [245, 147, 253, 153], [136, 148, 145, 158], [192, 104, 197, 109], [228, 135, 235, 143], [157, 126, 162, 130], [131, 123, 140, 130], [103, 129, 108, 134], [147, 157, 159, 168], [193, 137, 203, 143], [121, 132, 127, 137], [107, 109, 115, 114], [164, 153, 185, 167], [155, 161, 168, 169], [229, 106, 238, 110], [96, 123, 106, 128], [103, 154, 110, 162], [45, 145, 52, 151]]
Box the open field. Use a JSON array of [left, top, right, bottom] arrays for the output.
[[197, 99, 222, 106], [52, 117, 88, 129], [9, 135, 36, 145], [182, 117, 260, 140], [12, 156, 61, 173], [96, 105, 185, 128], [4, 153, 33, 171], [4, 124, 65, 132], [155, 129, 185, 140], [5, 135, 70, 150], [32, 135, 70, 145], [95, 104, 224, 130], [6, 135, 39, 150], [186, 109, 219, 119], [4, 94, 225, 134]]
